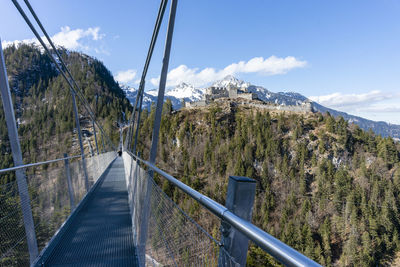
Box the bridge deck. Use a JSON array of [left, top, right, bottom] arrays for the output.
[[43, 157, 138, 266]]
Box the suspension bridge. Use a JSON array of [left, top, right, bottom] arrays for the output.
[[0, 0, 321, 266]]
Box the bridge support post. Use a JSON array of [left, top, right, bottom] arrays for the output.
[[138, 170, 153, 266], [138, 0, 178, 266], [219, 176, 256, 266], [87, 137, 94, 157], [119, 126, 123, 151], [92, 120, 99, 155], [0, 39, 39, 264], [71, 90, 90, 192], [132, 82, 144, 154], [63, 153, 76, 211], [100, 132, 106, 153]]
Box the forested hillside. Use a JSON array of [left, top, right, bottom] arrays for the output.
[[136, 100, 400, 266], [0, 44, 132, 184]]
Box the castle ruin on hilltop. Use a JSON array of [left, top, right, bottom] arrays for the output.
[[205, 84, 258, 101], [185, 84, 314, 113], [185, 84, 257, 107]]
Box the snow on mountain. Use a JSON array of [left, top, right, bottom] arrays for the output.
[[212, 75, 251, 89], [121, 85, 158, 108], [165, 82, 205, 102], [120, 76, 400, 138], [146, 89, 158, 97], [131, 82, 205, 109]]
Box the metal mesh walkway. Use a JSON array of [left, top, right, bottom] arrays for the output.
[[42, 157, 138, 266]]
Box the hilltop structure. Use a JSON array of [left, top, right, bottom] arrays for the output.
[[185, 84, 313, 113], [205, 84, 258, 101], [186, 84, 258, 108]]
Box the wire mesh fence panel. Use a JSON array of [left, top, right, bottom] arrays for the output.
[[145, 176, 220, 267], [0, 152, 118, 266], [0, 180, 29, 266], [68, 158, 86, 207], [122, 153, 241, 267], [0, 161, 71, 266], [26, 162, 71, 253], [85, 151, 117, 186], [218, 247, 242, 267]]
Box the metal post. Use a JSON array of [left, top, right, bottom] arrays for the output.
[[87, 136, 94, 157], [71, 90, 90, 191], [132, 83, 144, 154], [149, 0, 178, 164], [119, 125, 123, 151], [138, 1, 178, 265], [138, 169, 153, 266], [126, 114, 134, 151], [0, 39, 39, 264], [63, 153, 75, 211], [127, 121, 131, 147], [101, 132, 106, 153], [219, 176, 256, 266], [92, 120, 99, 155]]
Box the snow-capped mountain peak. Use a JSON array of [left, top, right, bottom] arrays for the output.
[[212, 75, 250, 89], [120, 84, 136, 93], [165, 82, 204, 101]]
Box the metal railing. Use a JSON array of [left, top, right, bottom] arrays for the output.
[[124, 151, 321, 267], [0, 151, 117, 266], [0, 155, 81, 174]]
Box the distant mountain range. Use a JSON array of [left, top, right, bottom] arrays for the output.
[[122, 75, 400, 138]]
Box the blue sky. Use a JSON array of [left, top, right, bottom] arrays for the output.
[[1, 0, 400, 124]]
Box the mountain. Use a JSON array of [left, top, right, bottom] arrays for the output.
[[121, 85, 158, 108], [122, 82, 205, 110], [122, 75, 400, 138], [164, 82, 205, 101], [212, 74, 250, 88]]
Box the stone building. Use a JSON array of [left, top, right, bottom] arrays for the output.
[[185, 100, 209, 108], [204, 84, 257, 101]]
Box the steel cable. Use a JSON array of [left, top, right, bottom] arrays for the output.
[[11, 0, 117, 151]]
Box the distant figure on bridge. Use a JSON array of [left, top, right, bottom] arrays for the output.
[[118, 150, 122, 157]]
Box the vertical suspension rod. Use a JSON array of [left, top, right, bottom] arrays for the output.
[[137, 2, 179, 264], [132, 82, 144, 153], [92, 120, 99, 155], [127, 0, 168, 151], [0, 39, 39, 264], [71, 90, 90, 191], [149, 0, 178, 164]]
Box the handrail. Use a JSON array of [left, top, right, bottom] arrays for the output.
[[126, 151, 321, 267], [0, 155, 81, 174]]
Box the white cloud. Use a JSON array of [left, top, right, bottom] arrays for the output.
[[51, 26, 104, 49], [150, 56, 307, 87], [309, 90, 399, 108], [310, 90, 400, 124], [356, 104, 400, 113], [115, 69, 137, 84], [1, 26, 105, 51]]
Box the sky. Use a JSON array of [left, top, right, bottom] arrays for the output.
[[1, 0, 399, 124]]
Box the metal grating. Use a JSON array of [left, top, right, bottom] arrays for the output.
[[42, 157, 138, 266]]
